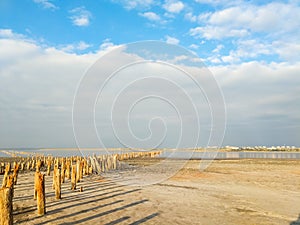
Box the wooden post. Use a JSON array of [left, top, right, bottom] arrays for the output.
[[20, 162, 24, 171], [61, 160, 65, 183], [26, 161, 30, 171], [36, 173, 45, 215], [113, 155, 117, 170], [36, 160, 42, 172], [6, 163, 11, 173], [31, 160, 35, 170], [86, 159, 89, 175], [34, 172, 39, 200], [83, 158, 87, 175], [76, 160, 81, 183], [2, 164, 11, 188], [0, 163, 4, 174], [88, 165, 93, 175], [102, 156, 106, 172], [0, 187, 13, 225], [55, 169, 61, 199], [6, 175, 14, 194], [108, 156, 112, 170], [52, 166, 57, 190], [71, 165, 76, 190], [65, 159, 71, 180], [79, 161, 84, 180], [47, 159, 51, 176]]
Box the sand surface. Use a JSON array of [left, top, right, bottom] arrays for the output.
[[3, 159, 300, 225]]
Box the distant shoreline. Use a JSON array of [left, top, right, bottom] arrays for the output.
[[1, 149, 300, 160], [0, 147, 299, 152]]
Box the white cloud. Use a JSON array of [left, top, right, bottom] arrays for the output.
[[197, 12, 211, 22], [60, 41, 92, 52], [273, 41, 300, 62], [139, 12, 161, 21], [218, 38, 300, 64], [69, 7, 92, 27], [190, 26, 248, 39], [189, 44, 198, 49], [221, 53, 240, 64], [184, 12, 197, 22], [100, 39, 115, 51], [208, 56, 222, 64], [33, 0, 58, 10], [163, 0, 184, 13], [0, 29, 25, 39], [0, 32, 118, 147], [77, 41, 91, 50], [194, 0, 243, 7], [0, 42, 92, 147], [210, 61, 300, 145], [165, 35, 180, 45], [212, 44, 224, 53], [190, 2, 300, 40], [1, 29, 300, 147], [111, 0, 154, 10]]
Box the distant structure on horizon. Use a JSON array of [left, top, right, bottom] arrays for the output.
[[224, 145, 298, 151]]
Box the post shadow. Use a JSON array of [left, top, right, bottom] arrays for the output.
[[63, 199, 149, 225], [290, 214, 300, 225], [37, 199, 124, 225], [46, 188, 123, 209], [17, 189, 142, 223], [104, 216, 130, 225], [129, 212, 159, 225]]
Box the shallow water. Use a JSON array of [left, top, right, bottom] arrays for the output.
[[160, 151, 300, 159], [0, 148, 300, 159]]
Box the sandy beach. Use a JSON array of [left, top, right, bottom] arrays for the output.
[[2, 158, 300, 225]]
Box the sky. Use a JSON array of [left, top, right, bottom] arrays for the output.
[[0, 0, 300, 148]]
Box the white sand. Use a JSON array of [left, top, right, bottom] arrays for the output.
[[4, 159, 300, 224]]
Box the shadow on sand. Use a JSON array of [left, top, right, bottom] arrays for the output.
[[13, 173, 159, 225], [291, 214, 300, 225]]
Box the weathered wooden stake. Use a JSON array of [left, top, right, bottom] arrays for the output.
[[0, 187, 13, 225], [34, 172, 39, 200], [76, 160, 81, 183], [83, 158, 87, 175], [31, 160, 35, 170], [65, 160, 71, 180], [88, 165, 93, 175], [61, 160, 65, 183], [79, 161, 84, 180], [2, 164, 11, 188], [6, 163, 11, 173], [26, 161, 30, 171], [71, 165, 76, 190], [113, 155, 117, 170], [52, 166, 57, 190], [20, 162, 24, 171], [36, 160, 42, 172], [47, 159, 51, 176], [36, 173, 46, 215], [55, 169, 61, 199]]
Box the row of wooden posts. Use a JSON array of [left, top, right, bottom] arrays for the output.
[[0, 150, 161, 225]]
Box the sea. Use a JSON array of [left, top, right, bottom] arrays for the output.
[[0, 148, 300, 159]]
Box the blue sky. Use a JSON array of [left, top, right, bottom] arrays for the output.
[[0, 0, 300, 148], [2, 0, 299, 64]]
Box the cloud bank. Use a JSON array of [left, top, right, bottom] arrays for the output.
[[1, 30, 299, 147]]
